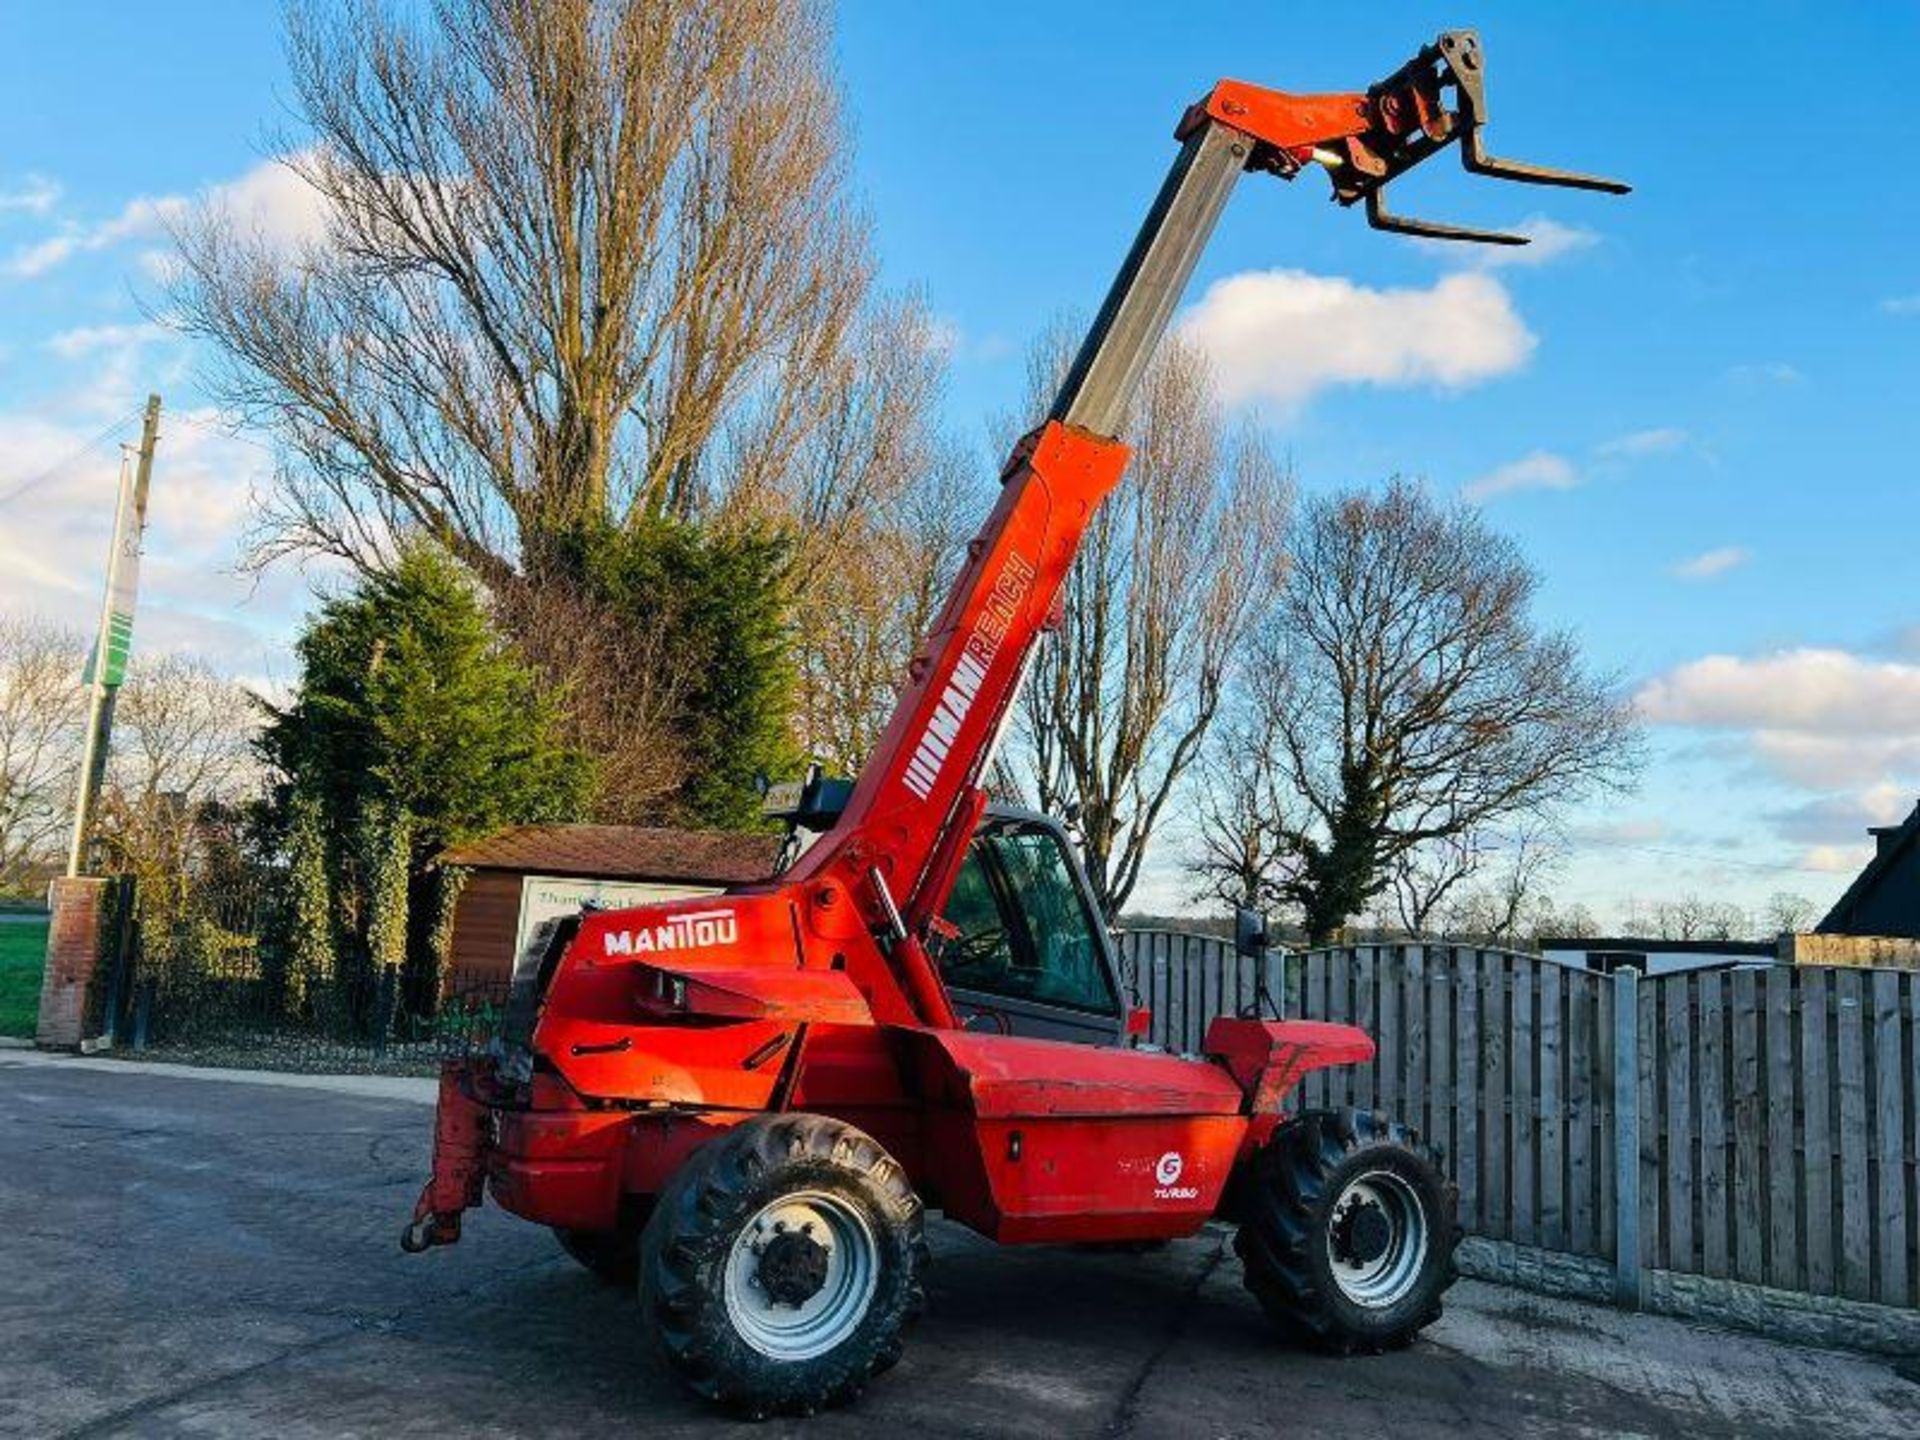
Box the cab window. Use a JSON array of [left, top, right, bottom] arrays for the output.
[[935, 824, 1117, 1016]]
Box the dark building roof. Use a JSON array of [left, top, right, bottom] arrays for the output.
[[1539, 936, 1776, 957], [438, 824, 781, 885], [1819, 800, 1920, 938]]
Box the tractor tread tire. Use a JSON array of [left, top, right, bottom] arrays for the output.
[[1236, 1107, 1459, 1355], [638, 1114, 926, 1417]]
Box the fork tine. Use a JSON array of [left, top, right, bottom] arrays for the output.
[[1461, 130, 1632, 194], [1364, 187, 1530, 246]]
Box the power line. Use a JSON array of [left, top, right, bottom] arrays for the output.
[[1568, 836, 1844, 878], [168, 409, 277, 455], [0, 404, 146, 510]]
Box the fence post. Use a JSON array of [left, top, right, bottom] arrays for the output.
[[98, 875, 138, 1045], [372, 964, 398, 1059], [131, 976, 153, 1050], [1612, 967, 1642, 1308]]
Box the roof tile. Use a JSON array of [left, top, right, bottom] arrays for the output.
[[438, 824, 780, 884]]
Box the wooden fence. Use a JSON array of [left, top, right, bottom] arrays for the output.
[[1113, 929, 1287, 1055], [1117, 930, 1920, 1327]]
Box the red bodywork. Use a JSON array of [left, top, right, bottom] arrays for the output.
[[404, 45, 1546, 1254]]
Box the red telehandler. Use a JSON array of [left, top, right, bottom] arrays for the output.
[[404, 29, 1625, 1416]]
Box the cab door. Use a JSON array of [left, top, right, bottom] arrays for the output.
[[933, 819, 1125, 1046]]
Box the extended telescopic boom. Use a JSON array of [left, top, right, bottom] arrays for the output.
[[776, 29, 1626, 1026]]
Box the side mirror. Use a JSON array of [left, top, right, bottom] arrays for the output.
[[1126, 1007, 1152, 1039], [1234, 906, 1269, 960]]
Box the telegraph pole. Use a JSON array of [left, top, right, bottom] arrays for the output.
[[67, 393, 161, 877]]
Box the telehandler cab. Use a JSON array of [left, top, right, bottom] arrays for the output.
[[405, 29, 1625, 1416]]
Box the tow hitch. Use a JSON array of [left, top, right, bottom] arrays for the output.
[[402, 1064, 491, 1252]]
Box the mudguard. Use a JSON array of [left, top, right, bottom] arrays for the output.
[[1202, 1016, 1377, 1114]]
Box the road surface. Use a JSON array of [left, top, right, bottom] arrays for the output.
[[3, 1052, 1915, 1438]]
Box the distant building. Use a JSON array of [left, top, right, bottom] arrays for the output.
[[437, 824, 781, 986], [1537, 937, 1776, 977], [1817, 799, 1920, 940]]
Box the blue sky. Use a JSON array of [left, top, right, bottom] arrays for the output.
[[1, 2, 1916, 923]]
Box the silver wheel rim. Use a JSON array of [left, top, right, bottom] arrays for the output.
[[723, 1190, 878, 1361], [1325, 1169, 1429, 1309]]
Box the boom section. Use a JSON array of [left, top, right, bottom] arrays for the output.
[[777, 118, 1252, 971], [773, 31, 1626, 1025]]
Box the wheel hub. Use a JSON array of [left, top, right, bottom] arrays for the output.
[[1323, 1169, 1430, 1309], [756, 1229, 831, 1307], [1335, 1200, 1392, 1266], [723, 1191, 879, 1362]]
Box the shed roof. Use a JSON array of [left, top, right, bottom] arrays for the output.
[[439, 824, 780, 884]]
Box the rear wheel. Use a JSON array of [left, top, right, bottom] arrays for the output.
[[638, 1114, 927, 1417], [1236, 1108, 1458, 1353]]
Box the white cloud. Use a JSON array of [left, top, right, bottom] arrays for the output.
[[1638, 647, 1920, 794], [0, 175, 61, 216], [1637, 650, 1920, 737], [5, 232, 80, 277], [1178, 269, 1535, 413], [44, 323, 172, 360], [1570, 818, 1670, 846], [0, 399, 309, 678], [1461, 449, 1576, 503], [1417, 215, 1599, 270], [1796, 844, 1875, 874], [3, 193, 187, 278], [1771, 784, 1913, 846], [201, 154, 330, 253], [1748, 733, 1920, 791], [1881, 295, 1920, 316], [3, 155, 326, 279], [1671, 546, 1750, 580], [1595, 426, 1688, 460]]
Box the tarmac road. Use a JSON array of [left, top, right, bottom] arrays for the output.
[[3, 1051, 1916, 1438]]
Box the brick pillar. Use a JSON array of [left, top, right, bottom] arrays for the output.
[[36, 877, 108, 1049]]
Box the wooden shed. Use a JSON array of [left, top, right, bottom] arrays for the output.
[[438, 824, 782, 986]]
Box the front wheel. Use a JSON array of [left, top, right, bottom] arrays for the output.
[[1236, 1108, 1458, 1354], [638, 1114, 927, 1417]]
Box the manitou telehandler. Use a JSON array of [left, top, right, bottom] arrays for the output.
[[405, 29, 1625, 1416]]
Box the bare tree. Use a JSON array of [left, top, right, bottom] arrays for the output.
[[170, 0, 874, 580], [1390, 832, 1489, 937], [1530, 897, 1600, 941], [1188, 704, 1297, 915], [0, 616, 84, 896], [1245, 479, 1639, 944], [1761, 890, 1818, 936], [94, 656, 260, 893], [773, 299, 980, 775], [1008, 324, 1291, 914], [1431, 827, 1561, 942], [1630, 893, 1748, 942]]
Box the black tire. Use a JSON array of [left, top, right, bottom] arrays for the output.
[[1235, 1108, 1458, 1354], [638, 1114, 927, 1417], [553, 1225, 640, 1285]]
